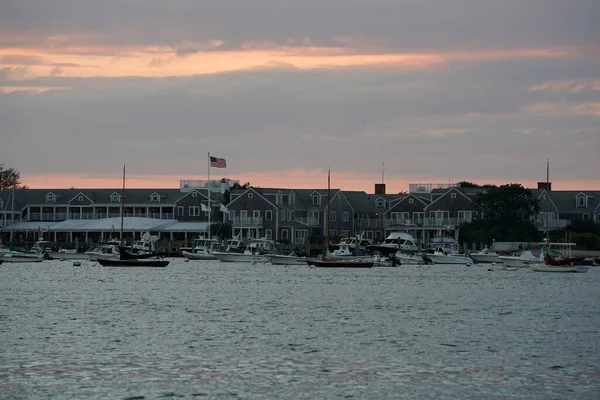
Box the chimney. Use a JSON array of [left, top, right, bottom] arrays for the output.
[[375, 183, 386, 195], [537, 182, 552, 191]]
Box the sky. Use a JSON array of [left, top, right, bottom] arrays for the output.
[[1, 0, 599, 193]]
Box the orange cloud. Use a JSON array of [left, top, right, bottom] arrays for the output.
[[529, 79, 600, 93]]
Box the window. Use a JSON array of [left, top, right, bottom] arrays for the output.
[[366, 231, 373, 239], [342, 211, 349, 222], [265, 210, 272, 221], [377, 200, 384, 207], [409, 198, 414, 204], [287, 211, 295, 221], [276, 193, 283, 205], [248, 193, 253, 199], [281, 211, 286, 221], [229, 210, 235, 220], [178, 206, 184, 216], [341, 230, 350, 238], [150, 194, 160, 202], [312, 194, 319, 205], [413, 212, 424, 222], [458, 211, 473, 222], [253, 210, 260, 219], [451, 193, 457, 199], [583, 213, 590, 220], [281, 229, 288, 240], [189, 206, 200, 216], [375, 231, 382, 240], [240, 210, 247, 220], [330, 211, 336, 221], [46, 193, 55, 202], [265, 229, 272, 239], [111, 193, 120, 202], [577, 196, 586, 207], [192, 192, 197, 197], [329, 230, 337, 238], [289, 193, 295, 205], [295, 229, 307, 239]]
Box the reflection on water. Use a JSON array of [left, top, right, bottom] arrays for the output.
[[1, 260, 599, 399]]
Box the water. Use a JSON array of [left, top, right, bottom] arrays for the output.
[[1, 260, 599, 399]]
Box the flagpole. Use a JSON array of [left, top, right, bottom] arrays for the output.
[[208, 152, 211, 238]]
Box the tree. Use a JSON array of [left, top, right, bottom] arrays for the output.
[[209, 222, 233, 240], [0, 164, 21, 191], [474, 183, 539, 222]]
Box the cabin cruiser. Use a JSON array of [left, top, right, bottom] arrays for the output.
[[367, 232, 419, 256]]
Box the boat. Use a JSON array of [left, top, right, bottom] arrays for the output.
[[531, 161, 588, 273], [391, 251, 424, 265], [425, 248, 473, 265], [85, 240, 121, 261], [213, 237, 275, 263], [267, 253, 307, 265], [330, 234, 372, 253], [181, 236, 219, 260], [1, 252, 45, 263], [498, 251, 541, 268], [469, 246, 502, 264], [309, 257, 374, 268], [97, 257, 169, 267], [367, 231, 420, 256], [96, 165, 169, 268]]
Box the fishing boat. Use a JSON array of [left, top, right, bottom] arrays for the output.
[[97, 257, 169, 267], [469, 246, 502, 263], [213, 237, 275, 263], [498, 251, 541, 268], [182, 236, 219, 260]]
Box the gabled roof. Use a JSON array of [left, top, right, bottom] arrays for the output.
[[227, 187, 278, 209], [425, 187, 472, 210], [175, 189, 210, 203], [68, 192, 94, 204]]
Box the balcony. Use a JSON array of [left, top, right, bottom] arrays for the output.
[[25, 212, 176, 221], [355, 218, 384, 227], [385, 217, 473, 228], [232, 216, 264, 227]]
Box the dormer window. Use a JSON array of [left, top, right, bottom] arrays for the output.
[[289, 193, 295, 205], [577, 196, 586, 207], [312, 194, 319, 205], [377, 199, 385, 208], [110, 193, 121, 202], [150, 194, 160, 202], [451, 193, 457, 199], [46, 193, 56, 202], [276, 193, 283, 205]]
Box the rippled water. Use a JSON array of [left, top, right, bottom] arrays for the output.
[[1, 259, 599, 399]]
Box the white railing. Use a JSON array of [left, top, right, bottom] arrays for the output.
[[26, 212, 176, 221], [232, 217, 264, 226]]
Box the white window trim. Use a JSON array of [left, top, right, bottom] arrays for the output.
[[265, 210, 272, 221]]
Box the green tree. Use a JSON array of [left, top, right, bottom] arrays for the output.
[[474, 183, 539, 222], [0, 164, 21, 191], [209, 222, 233, 240]]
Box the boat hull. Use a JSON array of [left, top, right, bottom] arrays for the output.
[[181, 250, 216, 260], [531, 265, 589, 273], [267, 254, 306, 265], [429, 254, 473, 265], [97, 258, 169, 267], [213, 252, 268, 263], [309, 258, 374, 268], [470, 254, 502, 263], [1, 254, 45, 263]]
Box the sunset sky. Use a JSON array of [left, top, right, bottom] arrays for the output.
[[1, 0, 598, 193]]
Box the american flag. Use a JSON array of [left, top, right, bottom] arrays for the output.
[[210, 156, 226, 168]]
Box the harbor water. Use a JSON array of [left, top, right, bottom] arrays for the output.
[[1, 260, 599, 399]]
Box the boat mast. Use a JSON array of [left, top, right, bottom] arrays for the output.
[[120, 164, 125, 246], [326, 168, 331, 256], [207, 152, 211, 238], [545, 160, 550, 247]]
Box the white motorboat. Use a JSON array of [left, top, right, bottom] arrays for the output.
[[266, 253, 307, 265], [213, 237, 275, 263], [531, 265, 589, 273], [498, 251, 541, 268], [427, 249, 473, 265], [367, 231, 420, 256], [1, 252, 45, 263], [182, 237, 219, 260], [392, 252, 424, 265], [469, 247, 502, 264], [86, 240, 121, 261]]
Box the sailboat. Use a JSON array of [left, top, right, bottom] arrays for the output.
[[97, 165, 169, 268], [531, 161, 587, 273], [309, 169, 374, 268]]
